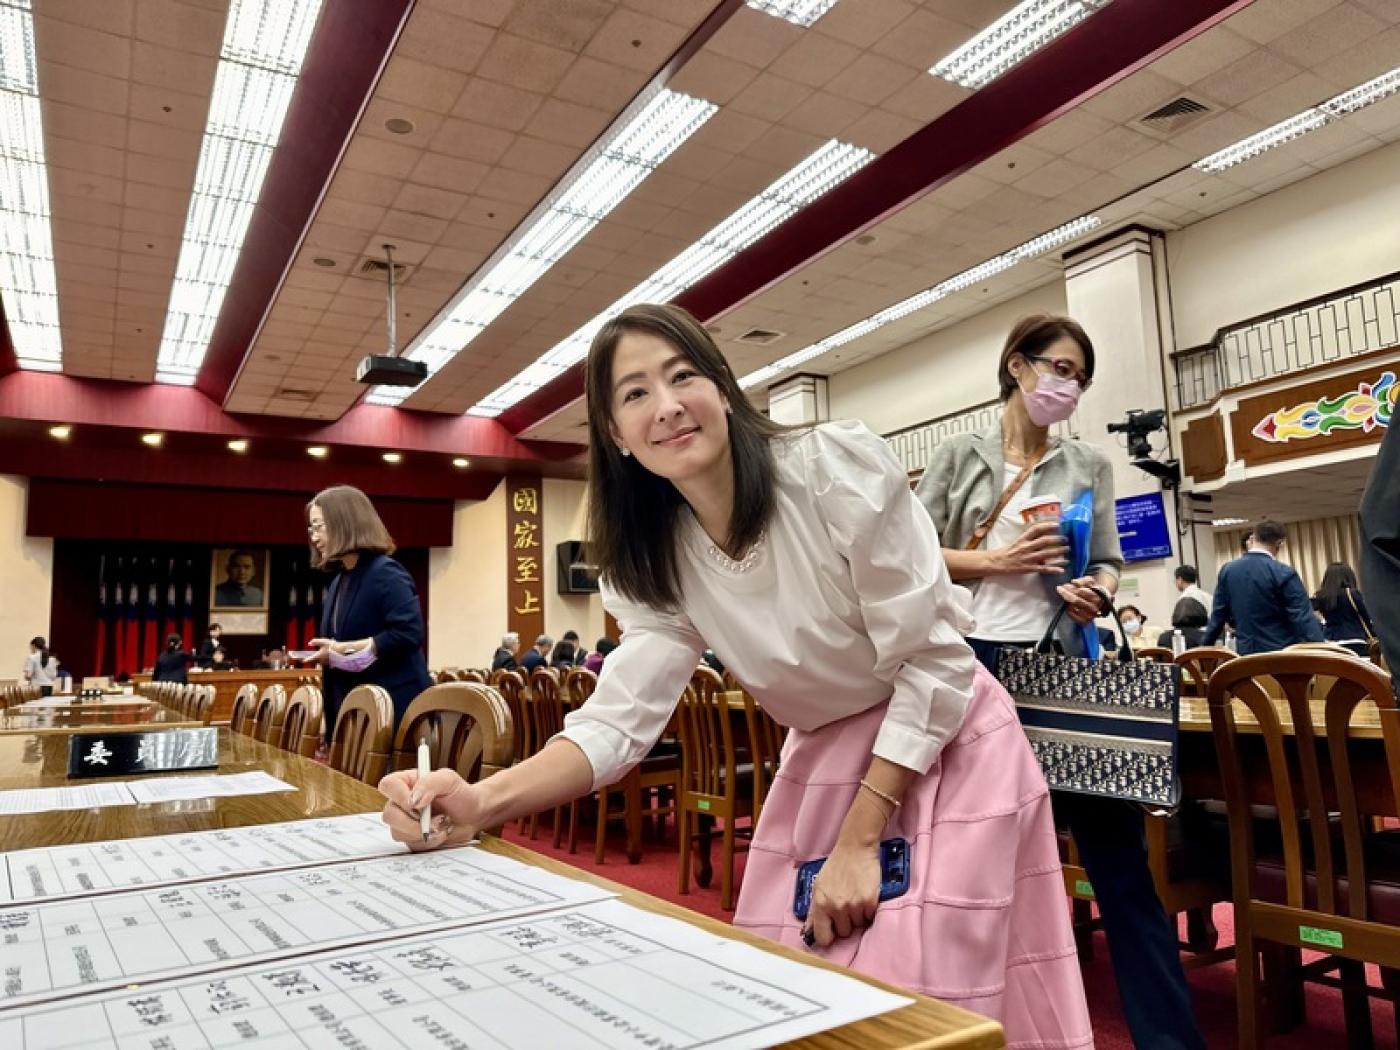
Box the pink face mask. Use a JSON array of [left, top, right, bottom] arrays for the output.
[[329, 646, 377, 673], [1019, 369, 1081, 426]]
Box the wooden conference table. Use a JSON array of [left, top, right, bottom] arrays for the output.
[[0, 701, 199, 736], [0, 729, 1005, 1050]]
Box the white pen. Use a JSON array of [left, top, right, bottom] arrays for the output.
[[417, 738, 432, 842]]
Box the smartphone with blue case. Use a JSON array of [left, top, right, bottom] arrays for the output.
[[793, 837, 910, 921]]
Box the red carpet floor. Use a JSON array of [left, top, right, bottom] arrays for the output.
[[501, 816, 1397, 1048]]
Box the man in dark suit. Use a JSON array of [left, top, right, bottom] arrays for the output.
[[491, 632, 520, 672], [1203, 520, 1324, 655], [1361, 421, 1400, 671], [519, 634, 552, 674]]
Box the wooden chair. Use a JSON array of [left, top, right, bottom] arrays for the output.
[[229, 683, 259, 735], [1208, 651, 1400, 1047], [278, 685, 324, 757], [1135, 646, 1175, 664], [1370, 639, 1389, 673], [192, 685, 216, 725], [391, 682, 514, 792], [1177, 646, 1237, 699], [676, 666, 754, 910], [494, 670, 529, 766], [460, 669, 486, 684], [329, 684, 396, 785], [740, 688, 785, 822], [1287, 641, 1365, 657], [527, 668, 571, 844], [250, 684, 288, 744], [564, 667, 597, 707]]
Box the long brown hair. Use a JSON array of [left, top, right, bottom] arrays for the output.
[[307, 485, 395, 569], [585, 303, 786, 610]]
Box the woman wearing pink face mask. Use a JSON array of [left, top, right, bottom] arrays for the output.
[[916, 314, 1206, 1049]]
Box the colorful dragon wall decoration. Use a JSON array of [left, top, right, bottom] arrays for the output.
[[1252, 370, 1396, 443]]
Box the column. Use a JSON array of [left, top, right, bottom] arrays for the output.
[[766, 374, 828, 425]]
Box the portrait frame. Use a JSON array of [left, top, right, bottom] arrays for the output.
[[210, 547, 271, 616]]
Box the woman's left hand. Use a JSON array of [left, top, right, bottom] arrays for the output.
[[308, 637, 376, 662], [803, 841, 881, 948], [1056, 576, 1104, 624]]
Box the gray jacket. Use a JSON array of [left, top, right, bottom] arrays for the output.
[[915, 424, 1124, 595]]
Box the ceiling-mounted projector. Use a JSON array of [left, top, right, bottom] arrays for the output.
[[356, 242, 427, 388], [356, 354, 427, 386]]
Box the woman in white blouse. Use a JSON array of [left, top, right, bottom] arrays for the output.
[[22, 636, 59, 696], [381, 304, 1089, 1045]]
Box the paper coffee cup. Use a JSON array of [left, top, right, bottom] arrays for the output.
[[1018, 496, 1062, 525]]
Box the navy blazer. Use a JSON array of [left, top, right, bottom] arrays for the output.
[[320, 552, 432, 725], [1361, 420, 1400, 671], [1203, 551, 1324, 655]]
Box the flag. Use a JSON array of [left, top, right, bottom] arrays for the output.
[[142, 559, 161, 670], [285, 567, 300, 652], [94, 556, 108, 676], [123, 577, 142, 677], [162, 559, 178, 641], [180, 561, 195, 651]]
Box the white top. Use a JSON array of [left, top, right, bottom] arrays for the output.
[[966, 464, 1058, 643], [23, 653, 58, 687], [1180, 583, 1213, 611], [560, 420, 977, 790]]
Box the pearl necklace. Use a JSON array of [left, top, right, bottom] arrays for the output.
[[706, 532, 766, 574]]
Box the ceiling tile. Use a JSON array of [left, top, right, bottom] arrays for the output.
[[41, 101, 128, 149], [407, 152, 490, 195], [37, 60, 130, 116], [726, 71, 810, 123], [554, 55, 643, 112], [1224, 0, 1344, 45], [476, 33, 576, 94], [392, 182, 471, 222], [452, 77, 545, 131], [502, 0, 614, 52], [705, 7, 804, 68], [668, 50, 762, 106], [813, 0, 917, 50], [583, 8, 688, 73], [33, 16, 132, 79], [825, 52, 923, 107], [428, 117, 517, 165], [393, 6, 496, 73], [785, 90, 869, 137], [870, 9, 970, 69], [375, 57, 471, 116], [132, 0, 225, 55], [768, 28, 863, 89]]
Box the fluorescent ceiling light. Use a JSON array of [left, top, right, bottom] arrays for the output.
[[745, 0, 839, 27], [469, 139, 873, 417], [382, 451, 402, 464], [141, 432, 164, 447], [227, 438, 248, 452], [451, 457, 469, 469], [366, 88, 717, 407], [740, 214, 1101, 390], [154, 0, 323, 385], [931, 0, 1108, 90], [0, 0, 63, 372], [1194, 63, 1400, 173], [1212, 517, 1248, 528], [306, 445, 328, 458], [48, 424, 70, 439]]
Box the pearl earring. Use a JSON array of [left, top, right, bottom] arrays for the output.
[[619, 447, 631, 457]]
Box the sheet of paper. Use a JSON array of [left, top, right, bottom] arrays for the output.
[[0, 897, 912, 1049], [0, 783, 136, 817], [0, 813, 407, 905], [123, 771, 295, 804], [0, 847, 615, 1009], [13, 697, 143, 709]]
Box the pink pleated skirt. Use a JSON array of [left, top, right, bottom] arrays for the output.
[[733, 663, 1093, 1049]]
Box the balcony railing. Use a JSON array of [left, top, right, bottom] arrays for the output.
[[883, 401, 1074, 475], [1173, 270, 1400, 411]]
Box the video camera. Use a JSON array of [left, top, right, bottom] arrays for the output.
[[1106, 409, 1180, 489]]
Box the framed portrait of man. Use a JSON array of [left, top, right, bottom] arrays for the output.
[[210, 548, 270, 610]]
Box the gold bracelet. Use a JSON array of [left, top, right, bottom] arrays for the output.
[[859, 779, 901, 810]]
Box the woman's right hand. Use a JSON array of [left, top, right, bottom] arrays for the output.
[[379, 768, 481, 851], [991, 521, 1069, 575]]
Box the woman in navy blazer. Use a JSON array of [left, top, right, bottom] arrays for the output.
[[307, 485, 431, 738]]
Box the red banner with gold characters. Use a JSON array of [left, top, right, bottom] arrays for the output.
[[506, 477, 545, 645]]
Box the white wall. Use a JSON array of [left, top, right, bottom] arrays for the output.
[[427, 476, 605, 670], [542, 477, 606, 650], [827, 281, 1068, 434], [428, 482, 507, 671], [0, 475, 54, 680], [1168, 139, 1400, 348]]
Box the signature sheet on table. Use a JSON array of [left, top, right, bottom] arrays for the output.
[[0, 813, 406, 905], [0, 820, 911, 1047], [0, 898, 910, 1050]]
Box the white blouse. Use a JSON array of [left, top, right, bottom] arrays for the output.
[[560, 420, 977, 790]]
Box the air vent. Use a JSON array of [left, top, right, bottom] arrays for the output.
[[1136, 96, 1212, 136], [349, 257, 413, 282], [274, 387, 316, 401], [735, 327, 785, 346]]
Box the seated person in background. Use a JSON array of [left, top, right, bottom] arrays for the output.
[[520, 634, 552, 674], [214, 550, 263, 606], [1311, 561, 1375, 658], [153, 634, 194, 683], [1117, 604, 1162, 653], [701, 648, 725, 675], [550, 640, 577, 669], [259, 647, 288, 670], [491, 632, 520, 672], [1204, 521, 1323, 654], [583, 637, 616, 674], [208, 646, 234, 670], [1158, 599, 1209, 650], [561, 629, 586, 666]]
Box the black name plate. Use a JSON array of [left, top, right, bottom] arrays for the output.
[[67, 728, 219, 778]]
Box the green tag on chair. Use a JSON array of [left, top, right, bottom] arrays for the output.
[[1074, 879, 1094, 898], [697, 799, 711, 812], [1299, 925, 1343, 949]]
